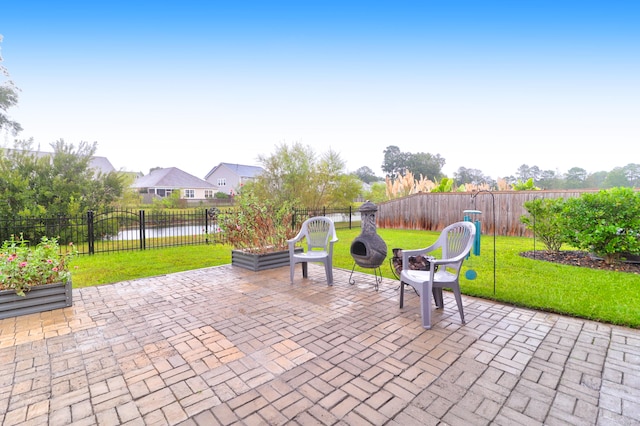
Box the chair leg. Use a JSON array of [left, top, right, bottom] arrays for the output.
[[432, 288, 444, 309], [399, 281, 405, 308], [302, 262, 308, 278], [325, 262, 333, 285], [420, 281, 433, 329], [453, 288, 465, 324], [290, 263, 295, 283]]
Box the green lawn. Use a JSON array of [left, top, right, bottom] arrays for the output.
[[71, 228, 640, 328]]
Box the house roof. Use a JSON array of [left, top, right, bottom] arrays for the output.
[[204, 162, 264, 180], [132, 167, 216, 189], [89, 156, 116, 174], [2, 148, 116, 174]]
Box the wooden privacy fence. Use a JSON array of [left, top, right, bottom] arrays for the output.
[[376, 190, 601, 237]]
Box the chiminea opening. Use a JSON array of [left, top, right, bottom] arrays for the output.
[[351, 241, 367, 256], [349, 201, 387, 289]]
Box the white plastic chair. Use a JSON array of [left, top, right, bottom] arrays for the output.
[[288, 217, 338, 285], [400, 221, 476, 329]]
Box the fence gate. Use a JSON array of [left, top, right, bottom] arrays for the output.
[[88, 210, 144, 254]]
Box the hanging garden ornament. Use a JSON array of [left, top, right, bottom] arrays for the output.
[[463, 210, 482, 280]]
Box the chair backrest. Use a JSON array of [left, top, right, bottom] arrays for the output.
[[437, 221, 476, 272], [300, 217, 336, 251]]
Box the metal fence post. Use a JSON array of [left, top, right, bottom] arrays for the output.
[[87, 211, 95, 255], [139, 210, 146, 250], [291, 207, 296, 230], [205, 208, 209, 244]]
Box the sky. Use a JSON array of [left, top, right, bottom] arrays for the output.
[[1, 1, 639, 180]]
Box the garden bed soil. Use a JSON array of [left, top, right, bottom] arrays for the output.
[[520, 250, 640, 274]]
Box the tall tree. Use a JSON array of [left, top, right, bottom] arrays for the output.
[[622, 163, 640, 187], [0, 35, 22, 135], [529, 166, 542, 183], [405, 152, 445, 181], [454, 167, 491, 185], [254, 142, 315, 207], [354, 166, 380, 184], [584, 171, 608, 189], [602, 167, 630, 188], [516, 164, 541, 182], [538, 169, 564, 190], [381, 145, 406, 179], [251, 142, 361, 210], [564, 167, 588, 189], [0, 139, 124, 217], [382, 145, 445, 181], [363, 181, 388, 203]]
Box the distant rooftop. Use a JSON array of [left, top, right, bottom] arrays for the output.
[[2, 148, 117, 175], [132, 167, 215, 189], [204, 162, 264, 180]]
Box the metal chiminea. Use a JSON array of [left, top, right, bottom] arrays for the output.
[[349, 201, 388, 289]]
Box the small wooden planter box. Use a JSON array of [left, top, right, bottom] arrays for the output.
[[232, 248, 302, 272], [0, 281, 73, 320]]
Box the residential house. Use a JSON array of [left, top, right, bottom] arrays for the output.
[[204, 162, 264, 195], [132, 167, 218, 202], [2, 148, 116, 175]]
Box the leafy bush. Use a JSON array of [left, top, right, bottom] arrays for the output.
[[512, 178, 540, 191], [0, 139, 125, 218], [521, 197, 566, 252], [430, 177, 455, 193], [0, 234, 76, 296], [217, 191, 298, 253], [561, 187, 640, 263]]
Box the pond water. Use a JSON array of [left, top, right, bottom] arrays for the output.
[[109, 213, 358, 241], [113, 225, 220, 240]]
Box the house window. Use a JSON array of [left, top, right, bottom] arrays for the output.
[[204, 190, 214, 198], [184, 189, 195, 199], [217, 178, 226, 186]]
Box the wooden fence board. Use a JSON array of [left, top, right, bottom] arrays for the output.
[[376, 190, 602, 237]]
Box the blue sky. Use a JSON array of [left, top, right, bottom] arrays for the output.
[[1, 1, 639, 180]]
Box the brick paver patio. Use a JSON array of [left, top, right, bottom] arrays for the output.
[[0, 264, 638, 425]]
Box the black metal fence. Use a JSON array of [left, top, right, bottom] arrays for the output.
[[0, 207, 359, 255]]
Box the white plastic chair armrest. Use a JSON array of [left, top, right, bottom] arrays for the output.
[[286, 231, 305, 245]]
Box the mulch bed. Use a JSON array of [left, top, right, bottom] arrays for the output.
[[520, 250, 640, 274]]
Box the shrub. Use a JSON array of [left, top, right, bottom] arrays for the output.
[[561, 187, 640, 263], [512, 178, 540, 191], [0, 234, 76, 296], [217, 191, 298, 254], [521, 197, 566, 252]]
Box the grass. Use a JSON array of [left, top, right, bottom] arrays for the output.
[[71, 228, 640, 328], [71, 246, 231, 287]]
